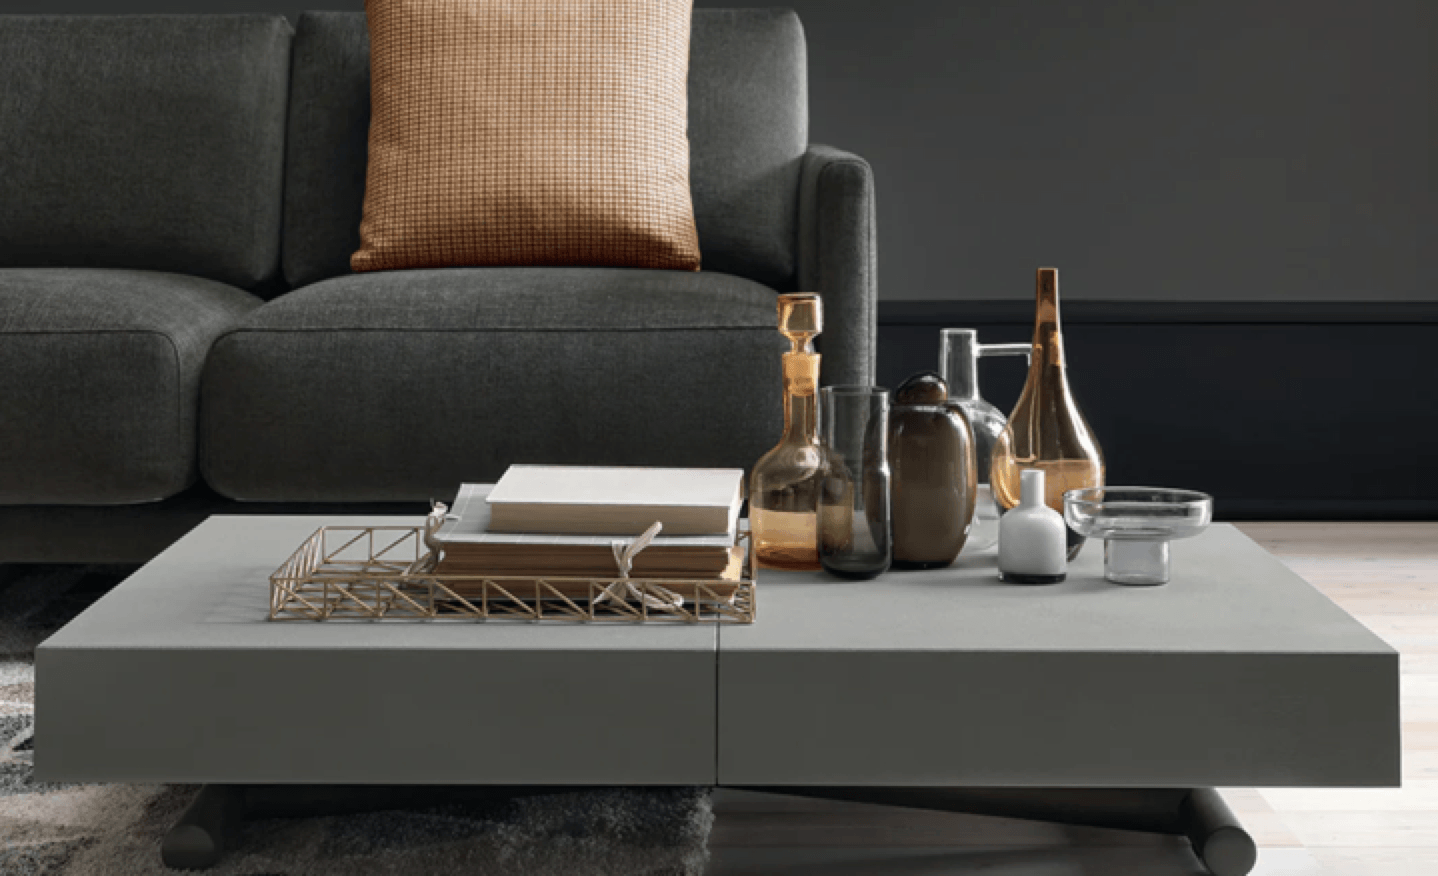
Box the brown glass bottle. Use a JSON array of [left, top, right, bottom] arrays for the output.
[[888, 372, 977, 568], [991, 268, 1104, 560], [750, 294, 824, 570]]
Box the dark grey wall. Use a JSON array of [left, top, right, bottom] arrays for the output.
[[793, 0, 1435, 302], [5, 1, 1432, 301]]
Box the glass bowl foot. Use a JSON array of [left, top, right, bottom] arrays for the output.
[[1104, 538, 1170, 586]]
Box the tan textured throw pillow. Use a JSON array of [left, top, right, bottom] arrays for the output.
[[353, 0, 701, 273]]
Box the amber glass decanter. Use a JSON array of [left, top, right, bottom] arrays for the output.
[[750, 293, 825, 570], [991, 268, 1104, 560]]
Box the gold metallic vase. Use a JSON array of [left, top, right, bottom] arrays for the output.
[[750, 293, 825, 570], [990, 268, 1104, 560]]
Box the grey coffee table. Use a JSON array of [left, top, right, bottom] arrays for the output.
[[36, 517, 1399, 874]]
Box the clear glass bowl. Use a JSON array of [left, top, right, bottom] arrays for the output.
[[1063, 487, 1213, 585]]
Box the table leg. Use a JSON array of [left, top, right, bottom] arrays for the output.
[[731, 786, 1257, 876], [1180, 787, 1259, 876], [161, 784, 244, 870]]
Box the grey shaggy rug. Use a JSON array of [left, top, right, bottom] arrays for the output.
[[0, 565, 713, 875]]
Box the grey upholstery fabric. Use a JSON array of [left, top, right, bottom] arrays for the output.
[[0, 491, 215, 564], [281, 12, 372, 291], [799, 145, 878, 386], [281, 9, 807, 290], [202, 269, 785, 502], [0, 16, 292, 292], [0, 270, 263, 504], [0, 488, 424, 563], [687, 8, 808, 287]]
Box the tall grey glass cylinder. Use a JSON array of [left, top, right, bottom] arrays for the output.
[[818, 386, 892, 579]]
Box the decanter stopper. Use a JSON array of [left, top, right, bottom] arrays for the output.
[[777, 293, 822, 353]]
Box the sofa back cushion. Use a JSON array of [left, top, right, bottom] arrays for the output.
[[0, 16, 292, 292], [283, 8, 807, 290]]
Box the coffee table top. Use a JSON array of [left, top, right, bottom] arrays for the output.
[[42, 515, 715, 653], [44, 518, 1388, 659], [718, 524, 1398, 788], [37, 517, 1399, 788], [724, 524, 1393, 655], [37, 515, 719, 785]]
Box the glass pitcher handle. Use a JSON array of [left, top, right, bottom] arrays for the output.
[[978, 342, 1032, 363]]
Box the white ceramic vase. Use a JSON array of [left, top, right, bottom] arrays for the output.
[[997, 469, 1068, 584]]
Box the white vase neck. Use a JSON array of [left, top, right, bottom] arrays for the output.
[[1020, 469, 1047, 508]]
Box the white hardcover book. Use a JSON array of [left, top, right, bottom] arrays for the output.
[[437, 484, 734, 549], [483, 464, 744, 536], [434, 483, 741, 580]]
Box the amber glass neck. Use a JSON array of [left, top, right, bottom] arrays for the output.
[[781, 352, 820, 441], [1032, 267, 1065, 369], [784, 333, 817, 355], [784, 390, 818, 440]]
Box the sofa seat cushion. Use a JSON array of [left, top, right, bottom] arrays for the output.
[[201, 268, 785, 502], [0, 269, 263, 504]]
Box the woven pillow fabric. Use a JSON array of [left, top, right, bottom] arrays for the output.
[[353, 0, 701, 272]]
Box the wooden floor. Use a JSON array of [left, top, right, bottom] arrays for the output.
[[706, 522, 1438, 875]]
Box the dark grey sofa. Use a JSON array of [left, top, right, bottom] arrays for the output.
[[0, 10, 876, 562]]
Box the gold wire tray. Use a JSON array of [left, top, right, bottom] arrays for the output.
[[268, 524, 757, 624]]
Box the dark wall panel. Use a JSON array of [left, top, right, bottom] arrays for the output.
[[879, 303, 1438, 519]]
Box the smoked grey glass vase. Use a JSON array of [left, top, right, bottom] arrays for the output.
[[818, 386, 892, 579], [939, 329, 1030, 554], [888, 372, 977, 569]]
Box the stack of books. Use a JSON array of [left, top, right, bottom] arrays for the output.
[[432, 465, 746, 582]]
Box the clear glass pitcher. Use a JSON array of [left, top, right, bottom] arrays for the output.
[[939, 328, 1030, 554]]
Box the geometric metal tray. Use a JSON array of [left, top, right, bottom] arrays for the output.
[[269, 523, 757, 624]]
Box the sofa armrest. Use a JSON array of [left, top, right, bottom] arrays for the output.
[[797, 144, 877, 386]]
